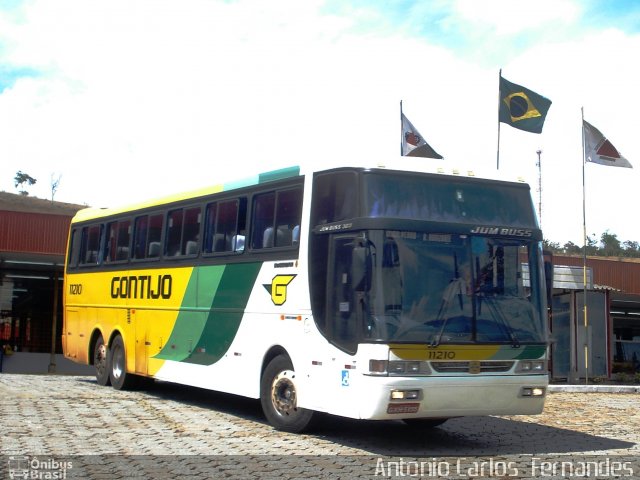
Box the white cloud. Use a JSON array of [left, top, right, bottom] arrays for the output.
[[0, 0, 638, 245], [453, 0, 580, 36]]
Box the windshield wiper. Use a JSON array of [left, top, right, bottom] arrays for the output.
[[481, 295, 520, 348], [431, 277, 466, 347]]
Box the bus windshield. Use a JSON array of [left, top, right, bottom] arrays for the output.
[[363, 231, 546, 345]]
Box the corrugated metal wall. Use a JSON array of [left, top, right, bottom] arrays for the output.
[[0, 211, 71, 255], [553, 254, 640, 296]]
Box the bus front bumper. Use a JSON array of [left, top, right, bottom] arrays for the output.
[[357, 374, 548, 420]]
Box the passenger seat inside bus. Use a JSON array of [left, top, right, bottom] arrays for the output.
[[276, 225, 292, 246], [232, 235, 245, 252], [148, 242, 161, 258], [263, 227, 274, 248], [185, 241, 198, 256]]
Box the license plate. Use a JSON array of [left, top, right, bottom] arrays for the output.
[[387, 403, 420, 414]]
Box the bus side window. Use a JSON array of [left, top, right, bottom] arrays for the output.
[[204, 198, 244, 254], [133, 215, 149, 259], [203, 202, 217, 254], [104, 220, 131, 262], [251, 187, 302, 250], [116, 220, 131, 261], [67, 228, 81, 268], [274, 187, 302, 247], [234, 197, 247, 253], [79, 224, 102, 266], [218, 200, 238, 252], [148, 214, 163, 258], [251, 192, 275, 249], [133, 213, 163, 260], [165, 209, 183, 257], [104, 221, 117, 262], [182, 207, 201, 256]]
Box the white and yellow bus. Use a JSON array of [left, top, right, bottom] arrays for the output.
[[63, 164, 550, 432]]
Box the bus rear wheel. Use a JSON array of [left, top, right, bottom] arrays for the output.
[[93, 334, 111, 386], [108, 334, 136, 390], [260, 355, 314, 433]]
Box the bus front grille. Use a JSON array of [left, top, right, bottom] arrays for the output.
[[430, 361, 514, 373]]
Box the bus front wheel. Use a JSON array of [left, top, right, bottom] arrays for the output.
[[260, 355, 314, 433], [93, 334, 111, 386], [108, 334, 136, 390]]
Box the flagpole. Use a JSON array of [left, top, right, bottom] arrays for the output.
[[400, 100, 404, 156], [496, 69, 502, 170], [581, 106, 589, 385]]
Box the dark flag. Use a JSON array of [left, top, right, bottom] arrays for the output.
[[499, 75, 552, 134]]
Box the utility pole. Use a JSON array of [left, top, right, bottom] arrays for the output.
[[536, 149, 542, 228]]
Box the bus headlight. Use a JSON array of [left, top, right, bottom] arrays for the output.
[[368, 360, 431, 376], [390, 389, 421, 400], [520, 386, 546, 397], [516, 360, 547, 373]]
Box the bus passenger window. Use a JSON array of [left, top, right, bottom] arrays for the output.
[[67, 228, 81, 268], [251, 192, 275, 249], [182, 207, 201, 256], [203, 202, 217, 253], [116, 220, 131, 261], [274, 188, 302, 247], [104, 220, 131, 262], [251, 187, 302, 249], [133, 213, 163, 260], [79, 225, 102, 265], [204, 199, 242, 254], [133, 215, 149, 259], [165, 209, 183, 256]]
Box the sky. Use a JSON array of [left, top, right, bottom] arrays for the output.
[[1, 0, 639, 247]]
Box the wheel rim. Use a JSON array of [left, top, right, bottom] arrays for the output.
[[111, 344, 124, 381], [270, 370, 298, 417], [95, 342, 107, 377]]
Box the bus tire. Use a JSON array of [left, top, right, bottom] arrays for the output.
[[93, 334, 111, 387], [402, 418, 449, 428], [108, 334, 136, 390], [260, 355, 314, 433]]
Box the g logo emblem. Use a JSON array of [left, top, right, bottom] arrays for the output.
[[264, 274, 296, 306]]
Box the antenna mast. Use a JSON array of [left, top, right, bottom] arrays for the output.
[[536, 149, 542, 228]]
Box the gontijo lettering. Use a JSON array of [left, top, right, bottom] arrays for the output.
[[110, 274, 172, 299]]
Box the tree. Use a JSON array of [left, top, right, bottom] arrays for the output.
[[600, 231, 622, 257], [545, 231, 640, 258], [562, 241, 582, 255], [14, 171, 37, 196], [51, 173, 62, 201], [623, 240, 640, 257]]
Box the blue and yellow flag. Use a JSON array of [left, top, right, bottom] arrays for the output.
[[499, 75, 552, 134]]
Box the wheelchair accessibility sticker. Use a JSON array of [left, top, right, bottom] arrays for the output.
[[341, 370, 350, 387]]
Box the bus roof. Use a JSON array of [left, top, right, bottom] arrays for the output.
[[71, 161, 529, 223], [71, 166, 301, 223]]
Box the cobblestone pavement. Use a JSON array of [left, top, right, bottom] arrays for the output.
[[0, 374, 638, 479]]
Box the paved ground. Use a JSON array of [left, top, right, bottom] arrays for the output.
[[0, 374, 638, 479]]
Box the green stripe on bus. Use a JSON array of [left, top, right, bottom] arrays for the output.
[[153, 266, 225, 362], [186, 262, 262, 365], [154, 262, 262, 364], [258, 166, 300, 183], [514, 345, 546, 360], [222, 166, 300, 192]]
